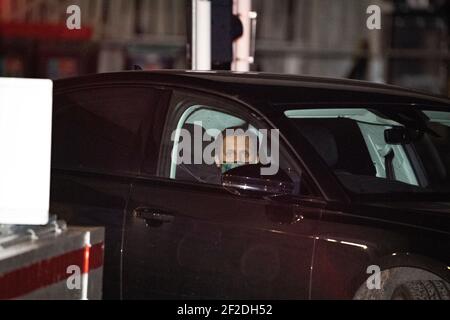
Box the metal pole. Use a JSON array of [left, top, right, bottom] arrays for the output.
[[191, 0, 212, 71], [232, 0, 255, 72]]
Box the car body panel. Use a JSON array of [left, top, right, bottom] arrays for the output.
[[122, 178, 322, 299]]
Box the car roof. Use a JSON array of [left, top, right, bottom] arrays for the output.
[[54, 70, 450, 108]]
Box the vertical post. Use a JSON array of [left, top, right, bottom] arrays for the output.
[[232, 0, 254, 72], [191, 0, 211, 71], [368, 28, 385, 83], [81, 231, 91, 300], [368, 0, 390, 83]]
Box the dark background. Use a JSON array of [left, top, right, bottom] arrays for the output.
[[0, 0, 449, 97]]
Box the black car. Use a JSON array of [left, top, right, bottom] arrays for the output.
[[51, 70, 450, 300]]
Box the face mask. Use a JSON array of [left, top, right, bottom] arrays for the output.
[[221, 162, 244, 173]]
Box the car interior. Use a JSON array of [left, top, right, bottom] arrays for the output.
[[285, 108, 450, 194]]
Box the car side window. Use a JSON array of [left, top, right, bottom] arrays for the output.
[[52, 86, 164, 175], [155, 92, 307, 195], [169, 107, 250, 185]]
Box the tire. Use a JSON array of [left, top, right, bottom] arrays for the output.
[[391, 280, 450, 300]]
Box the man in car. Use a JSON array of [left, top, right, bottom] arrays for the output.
[[216, 126, 259, 174]]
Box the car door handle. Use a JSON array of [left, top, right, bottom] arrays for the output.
[[133, 207, 175, 225]]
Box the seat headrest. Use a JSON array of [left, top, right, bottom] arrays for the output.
[[299, 125, 339, 168]]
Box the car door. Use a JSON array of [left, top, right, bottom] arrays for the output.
[[122, 90, 323, 299], [50, 84, 168, 299]]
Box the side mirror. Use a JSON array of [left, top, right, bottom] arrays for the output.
[[221, 164, 294, 196]]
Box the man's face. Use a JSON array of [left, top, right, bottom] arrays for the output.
[[223, 135, 250, 164]]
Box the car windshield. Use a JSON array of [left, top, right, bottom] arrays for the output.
[[283, 106, 450, 198]]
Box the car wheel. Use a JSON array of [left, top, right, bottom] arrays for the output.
[[391, 280, 450, 300]]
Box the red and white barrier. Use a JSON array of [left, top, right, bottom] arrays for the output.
[[0, 222, 104, 300]]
